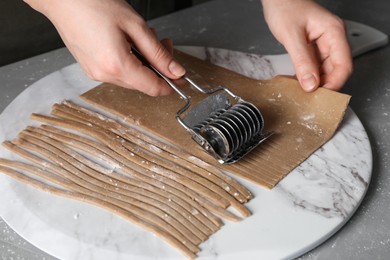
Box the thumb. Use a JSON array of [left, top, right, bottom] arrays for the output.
[[284, 34, 320, 92]]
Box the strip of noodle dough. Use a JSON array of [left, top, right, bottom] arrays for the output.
[[19, 130, 209, 242], [52, 109, 234, 211], [58, 101, 252, 202], [0, 163, 197, 259], [34, 113, 229, 209], [7, 138, 201, 252], [28, 125, 222, 234], [31, 113, 242, 222], [51, 105, 250, 217]]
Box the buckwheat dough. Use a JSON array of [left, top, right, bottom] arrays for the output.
[[81, 50, 351, 188], [0, 160, 197, 259], [19, 130, 208, 243], [34, 125, 221, 233], [58, 100, 252, 201], [31, 112, 243, 222], [52, 101, 252, 215]]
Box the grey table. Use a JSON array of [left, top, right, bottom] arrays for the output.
[[1, 0, 389, 259]]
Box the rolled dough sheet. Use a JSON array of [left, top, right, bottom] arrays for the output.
[[81, 50, 350, 188]]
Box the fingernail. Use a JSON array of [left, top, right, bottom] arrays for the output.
[[169, 60, 186, 77], [301, 73, 317, 91]]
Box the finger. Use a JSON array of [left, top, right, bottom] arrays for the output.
[[283, 30, 320, 92], [73, 29, 172, 96], [124, 19, 186, 79], [318, 33, 353, 90], [150, 28, 174, 55], [161, 38, 174, 54], [118, 51, 173, 96], [321, 60, 353, 91], [150, 27, 158, 37]]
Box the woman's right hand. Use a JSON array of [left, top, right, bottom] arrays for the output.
[[24, 0, 186, 96]]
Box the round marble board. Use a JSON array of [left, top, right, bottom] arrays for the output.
[[0, 47, 372, 260]]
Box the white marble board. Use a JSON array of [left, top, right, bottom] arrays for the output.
[[0, 47, 372, 260]]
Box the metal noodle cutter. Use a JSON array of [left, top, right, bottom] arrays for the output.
[[132, 47, 272, 164]]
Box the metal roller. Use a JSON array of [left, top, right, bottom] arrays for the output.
[[131, 47, 272, 164], [194, 100, 270, 163]]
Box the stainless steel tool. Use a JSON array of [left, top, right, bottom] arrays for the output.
[[132, 47, 272, 164]]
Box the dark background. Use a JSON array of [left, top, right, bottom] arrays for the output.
[[0, 0, 210, 66]]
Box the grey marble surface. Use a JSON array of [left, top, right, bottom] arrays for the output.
[[0, 0, 389, 259], [0, 47, 372, 260]]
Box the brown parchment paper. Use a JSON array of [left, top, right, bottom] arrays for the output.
[[81, 50, 350, 189]]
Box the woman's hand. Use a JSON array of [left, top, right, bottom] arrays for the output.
[[24, 0, 185, 96], [261, 0, 353, 91]]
